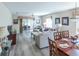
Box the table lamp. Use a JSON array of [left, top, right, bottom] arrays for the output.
[[56, 24, 62, 31], [0, 27, 9, 43]]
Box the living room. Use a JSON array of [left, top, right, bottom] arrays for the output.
[[0, 2, 79, 56]]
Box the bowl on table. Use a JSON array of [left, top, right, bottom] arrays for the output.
[[59, 43, 70, 48], [59, 40, 70, 48]]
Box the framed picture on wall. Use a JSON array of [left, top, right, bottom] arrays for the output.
[[62, 17, 69, 25], [55, 18, 60, 24], [13, 19, 18, 24]]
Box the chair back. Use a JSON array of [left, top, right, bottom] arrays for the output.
[[48, 37, 59, 56], [54, 32, 62, 40], [62, 30, 69, 38]]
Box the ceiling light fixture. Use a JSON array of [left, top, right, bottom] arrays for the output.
[[70, 2, 79, 22], [70, 2, 79, 19]]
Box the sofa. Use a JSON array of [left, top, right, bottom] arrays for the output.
[[35, 30, 54, 48]]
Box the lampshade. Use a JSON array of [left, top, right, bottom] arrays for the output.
[[58, 24, 62, 27], [56, 24, 62, 28], [56, 24, 62, 31], [0, 27, 9, 38]]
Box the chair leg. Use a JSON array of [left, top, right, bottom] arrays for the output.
[[49, 50, 52, 56], [50, 53, 52, 56]]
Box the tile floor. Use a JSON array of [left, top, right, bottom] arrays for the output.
[[9, 30, 49, 56]]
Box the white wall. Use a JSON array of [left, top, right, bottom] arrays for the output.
[[0, 3, 12, 27], [12, 14, 20, 34], [12, 21, 20, 34], [41, 9, 76, 36], [0, 3, 12, 37]]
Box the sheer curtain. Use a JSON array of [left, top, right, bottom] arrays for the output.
[[23, 19, 33, 30], [43, 17, 52, 28]]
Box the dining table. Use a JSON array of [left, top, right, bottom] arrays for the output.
[[55, 38, 79, 56]]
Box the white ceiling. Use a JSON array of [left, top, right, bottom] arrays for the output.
[[3, 2, 76, 16]]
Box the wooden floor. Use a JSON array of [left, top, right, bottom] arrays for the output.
[[9, 30, 49, 56]]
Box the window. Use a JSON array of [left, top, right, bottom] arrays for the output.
[[43, 18, 52, 28], [22, 19, 33, 30]]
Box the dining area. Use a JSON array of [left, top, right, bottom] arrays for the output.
[[48, 30, 79, 56]]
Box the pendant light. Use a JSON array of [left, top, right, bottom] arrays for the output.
[[70, 2, 79, 22]]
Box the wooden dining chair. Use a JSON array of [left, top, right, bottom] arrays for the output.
[[62, 30, 69, 38], [48, 37, 59, 56], [54, 31, 62, 40]]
